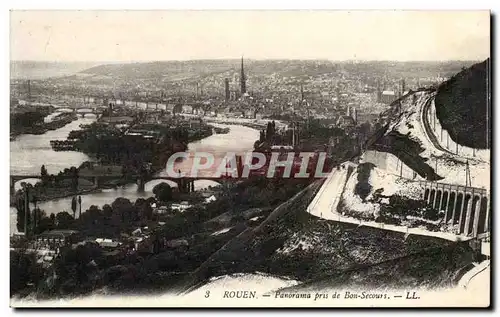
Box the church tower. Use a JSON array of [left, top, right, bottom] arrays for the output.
[[240, 56, 247, 95]]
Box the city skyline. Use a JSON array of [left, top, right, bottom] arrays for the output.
[[11, 11, 490, 62]]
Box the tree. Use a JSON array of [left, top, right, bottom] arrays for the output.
[[15, 187, 31, 233], [49, 213, 56, 226], [78, 196, 82, 219], [36, 212, 54, 234], [70, 166, 79, 192], [56, 212, 74, 229], [140, 202, 153, 220], [134, 198, 153, 221], [102, 204, 113, 219], [31, 194, 38, 209], [51, 243, 102, 295], [266, 122, 272, 141], [71, 197, 77, 219], [40, 165, 48, 182], [81, 205, 103, 226], [153, 182, 172, 203], [32, 207, 45, 233], [111, 198, 137, 223], [358, 122, 372, 140], [10, 250, 44, 295], [121, 164, 128, 178]]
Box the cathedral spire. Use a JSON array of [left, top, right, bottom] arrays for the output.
[[240, 56, 247, 95]]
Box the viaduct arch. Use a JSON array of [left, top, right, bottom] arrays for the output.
[[420, 181, 489, 238]]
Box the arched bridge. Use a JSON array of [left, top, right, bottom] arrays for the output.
[[54, 106, 105, 117], [419, 181, 490, 239], [10, 174, 235, 194]]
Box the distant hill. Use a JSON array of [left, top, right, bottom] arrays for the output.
[[79, 59, 342, 81], [81, 60, 240, 81], [10, 61, 101, 80], [79, 59, 476, 85], [435, 58, 491, 148]]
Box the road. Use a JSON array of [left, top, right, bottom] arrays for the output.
[[420, 94, 456, 156], [307, 165, 350, 220]]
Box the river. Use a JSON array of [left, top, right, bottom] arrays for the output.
[[10, 116, 260, 234]]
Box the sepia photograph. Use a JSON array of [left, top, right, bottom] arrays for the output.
[[8, 10, 491, 308]]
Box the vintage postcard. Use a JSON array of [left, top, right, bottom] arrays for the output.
[[9, 10, 490, 308]]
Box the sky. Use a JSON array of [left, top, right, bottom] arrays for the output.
[[10, 10, 490, 62]]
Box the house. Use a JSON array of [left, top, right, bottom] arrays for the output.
[[270, 145, 294, 151], [166, 104, 176, 114], [131, 228, 142, 236], [154, 206, 170, 214], [340, 93, 349, 100], [204, 195, 217, 203], [230, 111, 244, 118], [182, 105, 193, 114], [171, 201, 192, 212], [244, 109, 255, 119], [36, 230, 80, 249], [166, 238, 189, 249], [193, 107, 205, 116], [99, 116, 134, 125], [328, 136, 341, 146], [336, 115, 356, 129], [380, 91, 397, 104], [133, 236, 154, 254], [95, 238, 121, 250], [189, 118, 202, 128]]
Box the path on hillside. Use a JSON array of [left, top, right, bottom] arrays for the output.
[[458, 260, 490, 290], [421, 94, 488, 164], [420, 95, 457, 156], [307, 167, 349, 220]]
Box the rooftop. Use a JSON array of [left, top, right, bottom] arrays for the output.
[[100, 116, 134, 123], [39, 229, 79, 238]]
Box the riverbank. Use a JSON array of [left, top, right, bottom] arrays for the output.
[[10, 184, 103, 207], [11, 113, 78, 140], [205, 119, 267, 131]]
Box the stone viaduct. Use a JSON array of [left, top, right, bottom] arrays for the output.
[[419, 181, 489, 238]]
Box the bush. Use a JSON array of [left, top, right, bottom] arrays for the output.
[[354, 163, 375, 201], [153, 182, 172, 202]]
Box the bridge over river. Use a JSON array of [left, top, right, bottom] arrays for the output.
[[10, 173, 237, 195], [54, 105, 105, 117]]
